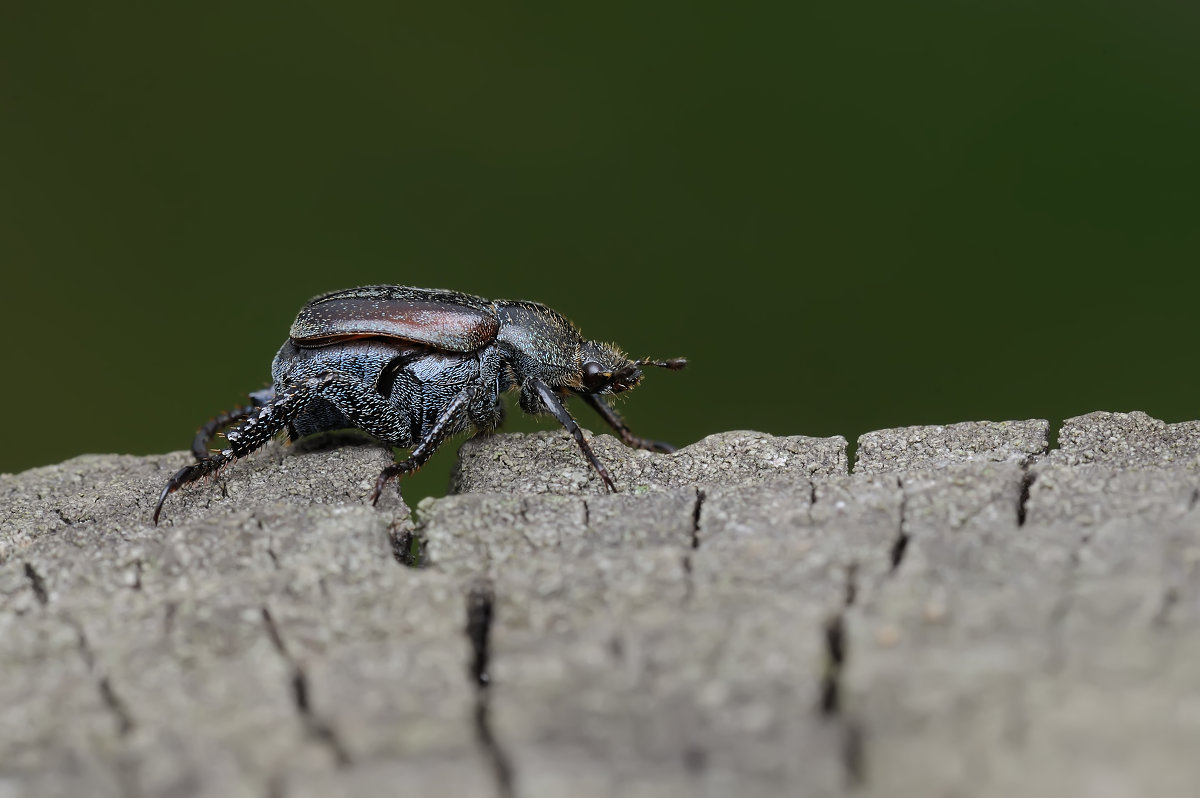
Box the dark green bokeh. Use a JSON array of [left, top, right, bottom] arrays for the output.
[[3, 3, 1197, 499]]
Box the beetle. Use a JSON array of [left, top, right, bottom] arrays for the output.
[[153, 285, 686, 524]]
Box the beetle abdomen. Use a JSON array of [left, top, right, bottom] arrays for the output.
[[271, 338, 420, 446]]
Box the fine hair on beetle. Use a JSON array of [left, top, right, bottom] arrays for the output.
[[153, 285, 686, 524]]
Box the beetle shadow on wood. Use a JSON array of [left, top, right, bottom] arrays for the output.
[[289, 428, 389, 455]]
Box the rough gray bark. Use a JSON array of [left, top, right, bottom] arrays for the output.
[[2, 412, 1198, 797]]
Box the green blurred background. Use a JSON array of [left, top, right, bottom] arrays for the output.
[[2, 2, 1197, 497]]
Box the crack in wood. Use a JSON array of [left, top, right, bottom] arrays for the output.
[[822, 566, 869, 788], [98, 677, 135, 736], [391, 527, 426, 568], [23, 562, 48, 605], [66, 615, 136, 736], [1017, 469, 1036, 527], [844, 562, 859, 608], [260, 607, 351, 767], [819, 613, 845, 717], [889, 477, 910, 574], [681, 488, 704, 604], [466, 580, 515, 798]]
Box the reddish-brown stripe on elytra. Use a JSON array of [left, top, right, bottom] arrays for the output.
[[290, 297, 500, 352]]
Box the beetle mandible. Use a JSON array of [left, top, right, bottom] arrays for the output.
[[153, 285, 686, 523]]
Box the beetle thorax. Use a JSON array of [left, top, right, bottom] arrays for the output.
[[494, 301, 586, 388]]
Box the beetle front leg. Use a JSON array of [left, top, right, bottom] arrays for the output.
[[581, 393, 677, 454], [370, 386, 477, 505], [528, 379, 617, 492]]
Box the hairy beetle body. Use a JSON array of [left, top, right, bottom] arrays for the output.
[[154, 285, 685, 523]]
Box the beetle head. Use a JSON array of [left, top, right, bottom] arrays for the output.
[[577, 341, 687, 395]]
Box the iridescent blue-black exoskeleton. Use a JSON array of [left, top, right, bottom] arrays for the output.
[[153, 285, 686, 523]]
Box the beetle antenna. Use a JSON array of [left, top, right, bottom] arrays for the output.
[[635, 357, 687, 370]]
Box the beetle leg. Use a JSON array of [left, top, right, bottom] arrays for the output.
[[190, 388, 276, 460], [154, 454, 234, 525], [154, 377, 338, 524], [530, 379, 617, 492], [370, 385, 477, 505], [192, 405, 254, 460], [580, 393, 677, 454]]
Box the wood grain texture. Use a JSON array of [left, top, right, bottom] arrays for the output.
[[2, 413, 1198, 797]]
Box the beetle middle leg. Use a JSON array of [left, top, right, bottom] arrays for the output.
[[581, 393, 677, 454], [369, 385, 478, 505]]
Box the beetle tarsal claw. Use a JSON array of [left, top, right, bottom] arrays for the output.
[[153, 285, 685, 522], [370, 463, 413, 506]]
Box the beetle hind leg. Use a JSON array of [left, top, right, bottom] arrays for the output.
[[154, 456, 231, 524], [190, 389, 277, 460], [156, 372, 423, 524], [154, 378, 337, 524]]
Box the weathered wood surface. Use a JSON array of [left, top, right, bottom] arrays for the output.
[[2, 411, 1198, 797]]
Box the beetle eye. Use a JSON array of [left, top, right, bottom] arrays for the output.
[[582, 361, 611, 391]]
